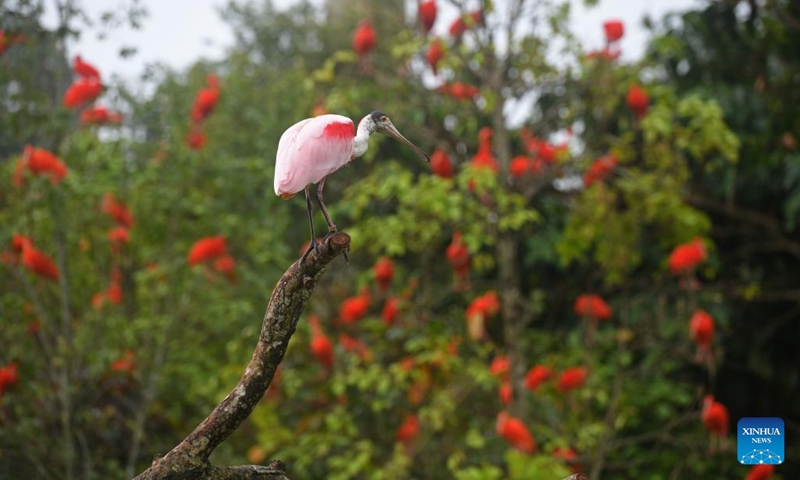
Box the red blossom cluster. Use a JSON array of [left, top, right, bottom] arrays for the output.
[[0, 362, 19, 399], [92, 267, 124, 309], [556, 366, 588, 393], [109, 349, 136, 374], [626, 84, 650, 119], [446, 231, 470, 288], [668, 237, 707, 275], [524, 365, 553, 391], [12, 145, 68, 187], [573, 294, 612, 320], [2, 234, 59, 281], [583, 154, 618, 187], [186, 74, 220, 151], [689, 309, 715, 364], [745, 465, 775, 480], [95, 191, 134, 307], [352, 20, 377, 73], [701, 394, 729, 442], [448, 9, 483, 41], [308, 315, 334, 371], [64, 55, 123, 126], [419, 0, 437, 34], [187, 235, 237, 283], [430, 147, 454, 178], [465, 290, 499, 340], [373, 256, 394, 291], [440, 81, 479, 101], [339, 288, 371, 324], [396, 413, 421, 446], [586, 20, 624, 61], [496, 411, 536, 454], [426, 38, 445, 75]]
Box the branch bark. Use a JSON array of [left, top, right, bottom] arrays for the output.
[[134, 233, 351, 480]]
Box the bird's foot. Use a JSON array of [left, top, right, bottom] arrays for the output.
[[322, 226, 338, 242], [300, 237, 324, 264]]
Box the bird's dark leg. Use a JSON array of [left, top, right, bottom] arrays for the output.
[[315, 177, 348, 263], [315, 177, 337, 236], [301, 186, 319, 263]]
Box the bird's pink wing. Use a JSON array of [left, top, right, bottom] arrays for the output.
[[274, 114, 354, 197]]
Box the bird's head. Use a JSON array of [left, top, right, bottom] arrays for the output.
[[368, 111, 430, 163]]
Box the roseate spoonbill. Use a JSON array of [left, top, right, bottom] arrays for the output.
[[274, 111, 430, 260]]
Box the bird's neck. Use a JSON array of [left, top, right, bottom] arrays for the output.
[[352, 116, 374, 159]]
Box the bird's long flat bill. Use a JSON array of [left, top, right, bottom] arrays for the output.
[[383, 122, 430, 163]]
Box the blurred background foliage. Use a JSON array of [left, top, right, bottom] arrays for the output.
[[1, 0, 798, 478]]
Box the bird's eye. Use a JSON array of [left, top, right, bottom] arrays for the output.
[[381, 116, 388, 122]]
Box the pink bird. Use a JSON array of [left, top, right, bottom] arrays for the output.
[[274, 112, 429, 260]]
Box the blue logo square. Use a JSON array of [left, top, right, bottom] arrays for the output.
[[738, 417, 784, 465]]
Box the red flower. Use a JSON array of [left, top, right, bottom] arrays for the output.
[[110, 349, 135, 373], [21, 242, 59, 281], [489, 355, 510, 379], [449, 17, 466, 39], [338, 333, 371, 360], [63, 78, 102, 108], [446, 232, 470, 279], [309, 315, 334, 370], [574, 294, 612, 320], [107, 226, 130, 245], [690, 309, 715, 349], [466, 291, 500, 319], [73, 55, 101, 80], [443, 81, 479, 101], [373, 256, 394, 291], [186, 129, 207, 151], [496, 411, 536, 454], [668, 238, 707, 274], [583, 155, 618, 187], [396, 413, 420, 445], [499, 380, 513, 405], [626, 84, 649, 118], [23, 145, 68, 184], [702, 395, 729, 438], [556, 367, 587, 393], [603, 20, 624, 43], [524, 365, 553, 391], [381, 297, 399, 326], [191, 74, 220, 124], [430, 147, 454, 178], [448, 10, 483, 40], [553, 447, 581, 474], [12, 234, 33, 253], [188, 236, 227, 265], [745, 464, 775, 480], [81, 105, 122, 126], [352, 20, 377, 56], [470, 127, 498, 173], [426, 38, 445, 75], [101, 192, 134, 227], [340, 291, 370, 324], [0, 362, 19, 397], [419, 0, 437, 34], [106, 280, 123, 304], [510, 155, 530, 178], [465, 291, 500, 340]]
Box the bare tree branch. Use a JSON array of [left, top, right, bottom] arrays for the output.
[[134, 233, 351, 480]]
